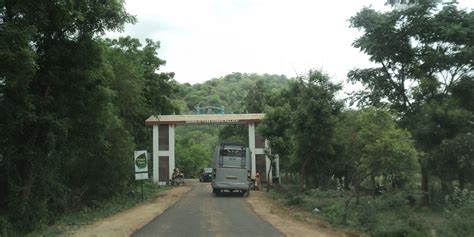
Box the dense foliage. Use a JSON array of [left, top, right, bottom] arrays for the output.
[[0, 1, 177, 234], [348, 0, 473, 205], [173, 73, 290, 177], [259, 1, 472, 235]]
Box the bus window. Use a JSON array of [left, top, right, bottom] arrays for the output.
[[219, 149, 246, 168], [220, 149, 245, 157]]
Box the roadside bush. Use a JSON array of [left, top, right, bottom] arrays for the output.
[[348, 193, 427, 236], [304, 188, 343, 198], [0, 215, 13, 237], [24, 182, 164, 236], [441, 198, 474, 236], [272, 184, 304, 205], [370, 220, 424, 237], [375, 192, 411, 211], [321, 204, 342, 223], [302, 191, 346, 223], [445, 187, 473, 208], [353, 200, 378, 229], [285, 194, 304, 206], [448, 203, 474, 236]]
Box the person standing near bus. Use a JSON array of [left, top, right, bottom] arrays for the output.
[[255, 170, 261, 191]]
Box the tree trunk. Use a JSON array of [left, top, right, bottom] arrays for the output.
[[441, 180, 450, 194], [299, 158, 310, 193], [21, 168, 34, 201], [320, 175, 330, 191], [344, 175, 350, 190], [371, 175, 376, 199], [421, 165, 430, 206], [266, 162, 273, 192], [305, 174, 310, 189], [342, 188, 356, 225], [356, 185, 360, 205], [459, 173, 465, 190]]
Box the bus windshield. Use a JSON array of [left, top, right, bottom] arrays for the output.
[[220, 149, 245, 157]]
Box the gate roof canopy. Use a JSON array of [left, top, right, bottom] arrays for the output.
[[145, 113, 265, 126]]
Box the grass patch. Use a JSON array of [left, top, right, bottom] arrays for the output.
[[269, 184, 474, 237], [24, 181, 167, 237]]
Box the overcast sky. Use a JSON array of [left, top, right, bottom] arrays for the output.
[[107, 0, 473, 86]]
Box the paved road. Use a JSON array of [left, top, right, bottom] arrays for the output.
[[132, 179, 284, 237]]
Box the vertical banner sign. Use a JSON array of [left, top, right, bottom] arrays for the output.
[[134, 151, 149, 180]]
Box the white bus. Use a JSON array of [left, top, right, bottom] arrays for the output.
[[211, 143, 252, 196]]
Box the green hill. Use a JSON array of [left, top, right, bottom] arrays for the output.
[[172, 73, 290, 177]]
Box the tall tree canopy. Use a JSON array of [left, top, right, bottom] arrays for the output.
[[348, 1, 473, 113], [260, 70, 342, 191], [102, 36, 179, 148], [0, 0, 158, 232], [348, 1, 473, 204]]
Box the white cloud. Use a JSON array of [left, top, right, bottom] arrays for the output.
[[107, 0, 473, 86]]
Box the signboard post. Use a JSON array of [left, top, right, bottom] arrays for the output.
[[134, 151, 149, 202]]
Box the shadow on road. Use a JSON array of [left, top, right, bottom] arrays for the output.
[[212, 191, 249, 198]]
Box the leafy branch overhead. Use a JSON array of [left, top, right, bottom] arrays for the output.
[[348, 2, 473, 112]]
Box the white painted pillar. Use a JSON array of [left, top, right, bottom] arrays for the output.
[[265, 139, 272, 184], [248, 123, 256, 178], [169, 124, 175, 180], [152, 125, 159, 183], [276, 154, 281, 183]]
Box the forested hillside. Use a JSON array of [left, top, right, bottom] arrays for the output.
[[173, 73, 289, 114], [173, 73, 290, 177]]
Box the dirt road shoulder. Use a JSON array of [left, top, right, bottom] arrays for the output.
[[246, 191, 358, 237], [63, 186, 192, 237]]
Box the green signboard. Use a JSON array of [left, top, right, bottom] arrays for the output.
[[134, 151, 148, 180], [135, 153, 147, 169]]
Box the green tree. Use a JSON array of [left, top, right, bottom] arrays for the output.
[[102, 37, 179, 148], [244, 79, 266, 113], [261, 70, 342, 192], [0, 0, 135, 232], [348, 1, 473, 204], [435, 132, 474, 191], [293, 71, 342, 192], [259, 102, 294, 191], [348, 2, 472, 112], [340, 108, 419, 223], [175, 129, 216, 177]]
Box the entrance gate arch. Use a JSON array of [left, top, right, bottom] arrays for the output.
[[145, 113, 280, 185]]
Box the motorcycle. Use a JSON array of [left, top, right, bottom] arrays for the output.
[[171, 172, 185, 186]]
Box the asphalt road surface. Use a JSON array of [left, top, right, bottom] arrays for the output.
[[132, 179, 284, 237]]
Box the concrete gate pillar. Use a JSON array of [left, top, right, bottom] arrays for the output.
[[152, 124, 172, 185], [169, 124, 175, 181], [153, 125, 159, 183], [248, 122, 256, 178], [249, 122, 272, 183], [275, 154, 280, 183]]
